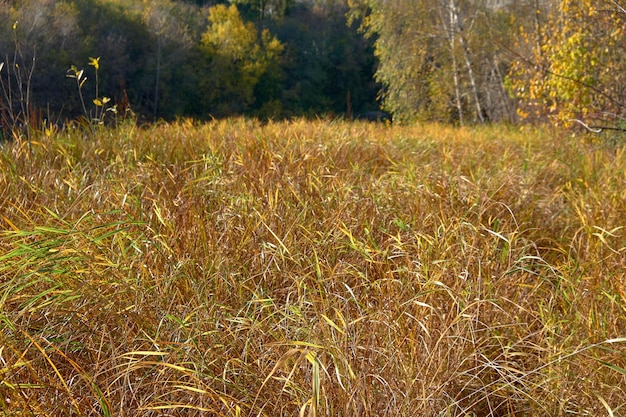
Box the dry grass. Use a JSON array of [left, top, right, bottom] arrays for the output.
[[1, 119, 625, 416]]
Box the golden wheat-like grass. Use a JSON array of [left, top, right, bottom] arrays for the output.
[[1, 119, 625, 416]]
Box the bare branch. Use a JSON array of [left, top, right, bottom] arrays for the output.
[[612, 0, 626, 15], [569, 118, 626, 133], [569, 119, 603, 133]]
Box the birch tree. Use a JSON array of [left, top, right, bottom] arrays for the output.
[[350, 0, 515, 123]]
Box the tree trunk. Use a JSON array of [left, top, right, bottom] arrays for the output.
[[450, 0, 484, 123], [154, 36, 161, 121], [440, 3, 464, 124]]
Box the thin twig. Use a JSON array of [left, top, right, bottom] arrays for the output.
[[612, 0, 626, 15], [569, 118, 626, 133]]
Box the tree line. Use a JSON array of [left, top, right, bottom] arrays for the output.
[[0, 0, 378, 129], [1, 0, 625, 130], [352, 0, 626, 128]]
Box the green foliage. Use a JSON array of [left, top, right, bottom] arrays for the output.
[[268, 1, 379, 117], [350, 0, 517, 124], [354, 0, 442, 121]]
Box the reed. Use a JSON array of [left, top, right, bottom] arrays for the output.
[[1, 119, 624, 416]]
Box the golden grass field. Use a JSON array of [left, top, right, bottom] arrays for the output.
[[1, 119, 625, 416]]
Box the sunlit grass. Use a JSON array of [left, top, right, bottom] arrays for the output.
[[1, 119, 625, 416]]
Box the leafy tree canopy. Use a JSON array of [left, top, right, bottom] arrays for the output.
[[0, 0, 379, 125]]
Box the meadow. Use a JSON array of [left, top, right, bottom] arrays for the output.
[[0, 119, 625, 416]]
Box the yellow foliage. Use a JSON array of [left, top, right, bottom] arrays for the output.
[[88, 56, 100, 71], [507, 0, 626, 124]]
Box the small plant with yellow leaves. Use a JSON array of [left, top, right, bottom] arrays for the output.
[[67, 56, 116, 133]]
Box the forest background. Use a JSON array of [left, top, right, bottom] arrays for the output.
[[1, 0, 625, 128]]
